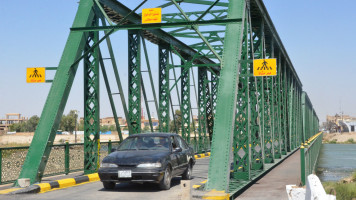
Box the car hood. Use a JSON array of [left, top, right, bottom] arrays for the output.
[[102, 150, 170, 165]]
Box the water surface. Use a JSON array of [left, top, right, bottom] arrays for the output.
[[316, 144, 356, 182]]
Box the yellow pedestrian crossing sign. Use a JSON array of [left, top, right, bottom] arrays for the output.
[[253, 58, 277, 77], [26, 67, 45, 83]]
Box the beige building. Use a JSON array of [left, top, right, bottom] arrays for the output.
[[0, 113, 28, 131]]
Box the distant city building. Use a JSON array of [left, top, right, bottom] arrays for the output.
[[326, 114, 356, 132], [0, 113, 28, 131]]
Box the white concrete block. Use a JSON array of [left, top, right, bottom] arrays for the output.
[[180, 180, 191, 200], [305, 174, 336, 200], [286, 185, 305, 200], [17, 178, 30, 188]]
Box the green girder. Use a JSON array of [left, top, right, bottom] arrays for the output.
[[128, 30, 141, 134]]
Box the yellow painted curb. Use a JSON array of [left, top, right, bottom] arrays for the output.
[[201, 180, 207, 184], [87, 173, 100, 182], [193, 185, 202, 189], [36, 183, 51, 193], [57, 178, 76, 188], [203, 189, 230, 200], [0, 188, 22, 194]]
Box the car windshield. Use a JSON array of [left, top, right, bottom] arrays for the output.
[[117, 136, 170, 151]]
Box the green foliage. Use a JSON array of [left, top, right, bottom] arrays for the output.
[[169, 109, 182, 133], [59, 110, 78, 133], [78, 120, 84, 131], [352, 171, 356, 182], [26, 115, 40, 132], [109, 125, 116, 131], [143, 125, 150, 132], [100, 125, 109, 133], [346, 138, 355, 144], [329, 139, 337, 144], [323, 179, 356, 199], [9, 115, 40, 132]]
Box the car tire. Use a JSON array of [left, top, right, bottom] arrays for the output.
[[182, 162, 192, 180], [102, 181, 116, 189], [159, 166, 172, 190]]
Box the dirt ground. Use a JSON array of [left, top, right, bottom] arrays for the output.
[[0, 131, 126, 146], [323, 132, 356, 143]]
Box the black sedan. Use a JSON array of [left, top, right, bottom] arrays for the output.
[[98, 133, 196, 190]]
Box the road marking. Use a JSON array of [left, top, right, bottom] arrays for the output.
[[0, 188, 22, 194]]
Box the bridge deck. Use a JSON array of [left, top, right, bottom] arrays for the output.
[[1, 151, 300, 200], [237, 150, 301, 200]]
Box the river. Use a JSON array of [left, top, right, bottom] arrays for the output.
[[316, 144, 356, 182]]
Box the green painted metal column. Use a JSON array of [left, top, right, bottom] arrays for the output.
[[206, 0, 246, 191], [16, 0, 94, 184], [181, 61, 191, 142], [198, 68, 208, 153], [281, 60, 288, 155], [158, 45, 170, 132], [84, 12, 100, 174], [233, 16, 250, 180], [128, 30, 141, 134]]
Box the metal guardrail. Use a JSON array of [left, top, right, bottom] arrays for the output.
[[0, 140, 121, 185], [300, 132, 323, 185]]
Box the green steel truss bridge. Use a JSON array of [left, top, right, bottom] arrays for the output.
[[15, 0, 319, 196]]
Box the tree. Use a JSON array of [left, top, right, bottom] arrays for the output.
[[8, 115, 39, 132], [169, 109, 182, 133], [26, 115, 40, 132], [143, 125, 150, 132], [9, 122, 26, 132], [101, 125, 109, 133], [59, 110, 78, 133]]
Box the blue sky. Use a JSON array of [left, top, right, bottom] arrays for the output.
[[0, 0, 355, 122]]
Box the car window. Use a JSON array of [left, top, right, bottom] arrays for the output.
[[170, 136, 178, 149], [118, 136, 170, 151], [176, 136, 188, 150]]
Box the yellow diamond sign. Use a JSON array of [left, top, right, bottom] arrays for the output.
[[26, 67, 45, 83], [142, 8, 162, 24], [253, 58, 277, 77]]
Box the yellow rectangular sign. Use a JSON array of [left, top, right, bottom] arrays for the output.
[[253, 58, 277, 76], [26, 67, 45, 83], [142, 8, 162, 24]]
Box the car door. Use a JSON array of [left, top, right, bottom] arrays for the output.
[[174, 136, 189, 173], [169, 136, 180, 175]]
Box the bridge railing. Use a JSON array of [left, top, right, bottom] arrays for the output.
[[300, 132, 323, 185], [0, 140, 120, 185]]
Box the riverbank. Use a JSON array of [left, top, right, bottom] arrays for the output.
[[323, 172, 356, 199], [323, 132, 356, 144], [0, 131, 124, 147]]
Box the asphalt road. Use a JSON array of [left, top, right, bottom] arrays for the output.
[[2, 158, 210, 200]]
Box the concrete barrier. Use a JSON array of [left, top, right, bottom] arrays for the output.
[[286, 174, 335, 200]]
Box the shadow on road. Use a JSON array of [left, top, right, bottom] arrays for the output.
[[98, 177, 182, 193]]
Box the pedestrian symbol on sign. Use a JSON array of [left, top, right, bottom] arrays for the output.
[[29, 68, 42, 78]]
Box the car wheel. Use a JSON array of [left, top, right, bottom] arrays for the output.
[[182, 162, 192, 180], [102, 181, 116, 189], [159, 166, 172, 190]]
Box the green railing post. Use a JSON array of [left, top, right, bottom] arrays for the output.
[[300, 144, 305, 185], [65, 141, 69, 175], [108, 140, 112, 153]]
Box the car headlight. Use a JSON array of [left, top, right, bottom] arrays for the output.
[[100, 163, 117, 168], [137, 163, 162, 168]]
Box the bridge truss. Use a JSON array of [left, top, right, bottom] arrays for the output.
[[16, 0, 319, 195]]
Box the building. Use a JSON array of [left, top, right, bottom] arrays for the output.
[[326, 114, 356, 133], [0, 113, 28, 131]]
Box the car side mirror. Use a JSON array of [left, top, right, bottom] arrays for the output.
[[110, 148, 117, 153], [173, 147, 182, 152]]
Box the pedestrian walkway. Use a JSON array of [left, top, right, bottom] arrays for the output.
[[236, 150, 301, 200]]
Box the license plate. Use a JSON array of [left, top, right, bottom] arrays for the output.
[[118, 170, 132, 178]]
